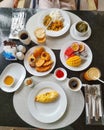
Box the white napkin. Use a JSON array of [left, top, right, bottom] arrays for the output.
[[85, 84, 102, 120]]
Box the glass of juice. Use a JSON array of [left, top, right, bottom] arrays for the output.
[[84, 67, 101, 81]]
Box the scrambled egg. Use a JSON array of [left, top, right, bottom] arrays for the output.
[[35, 90, 59, 103]]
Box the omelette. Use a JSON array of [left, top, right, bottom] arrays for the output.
[[35, 90, 59, 103]]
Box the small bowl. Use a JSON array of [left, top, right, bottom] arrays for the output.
[[54, 67, 67, 81], [24, 77, 34, 88], [3, 75, 15, 87], [74, 21, 89, 37]]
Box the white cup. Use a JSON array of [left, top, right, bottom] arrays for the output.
[[18, 29, 31, 45], [67, 77, 82, 92], [74, 21, 90, 37]]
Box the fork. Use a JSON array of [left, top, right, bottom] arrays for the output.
[[89, 87, 98, 119]]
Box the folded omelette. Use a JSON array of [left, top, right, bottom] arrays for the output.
[[35, 90, 59, 103]]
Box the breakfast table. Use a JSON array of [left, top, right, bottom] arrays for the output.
[[0, 8, 104, 130]]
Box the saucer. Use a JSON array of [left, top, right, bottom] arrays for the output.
[[70, 23, 91, 41]]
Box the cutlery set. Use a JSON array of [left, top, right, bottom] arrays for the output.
[[9, 11, 26, 39], [85, 84, 103, 124]]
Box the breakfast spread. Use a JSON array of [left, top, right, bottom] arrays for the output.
[[64, 42, 88, 67], [35, 90, 59, 103], [28, 46, 53, 72], [43, 10, 64, 31], [1, 8, 104, 129]]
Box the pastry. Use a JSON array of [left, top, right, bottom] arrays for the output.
[[33, 47, 45, 58], [41, 51, 51, 61], [35, 58, 45, 67], [36, 64, 52, 72], [43, 60, 53, 67]]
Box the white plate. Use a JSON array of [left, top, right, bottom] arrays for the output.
[[28, 81, 67, 123], [60, 41, 93, 71], [24, 46, 56, 76], [13, 74, 84, 129], [38, 9, 71, 37], [70, 23, 92, 41], [26, 9, 70, 38], [0, 63, 26, 93], [26, 11, 82, 50]]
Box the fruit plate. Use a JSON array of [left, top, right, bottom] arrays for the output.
[[28, 81, 67, 123], [60, 41, 93, 71], [24, 46, 56, 76]]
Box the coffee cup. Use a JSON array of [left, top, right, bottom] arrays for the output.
[[67, 77, 82, 92], [74, 21, 89, 37], [18, 29, 31, 45]]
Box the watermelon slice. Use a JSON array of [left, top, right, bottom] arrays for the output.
[[64, 47, 74, 58]]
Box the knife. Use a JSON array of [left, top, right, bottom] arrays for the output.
[[85, 86, 91, 124]]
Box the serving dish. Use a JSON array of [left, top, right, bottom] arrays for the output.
[[0, 63, 26, 92], [24, 46, 56, 76], [28, 81, 67, 123], [60, 41, 93, 71]]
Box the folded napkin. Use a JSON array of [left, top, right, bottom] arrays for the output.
[[85, 84, 103, 125]]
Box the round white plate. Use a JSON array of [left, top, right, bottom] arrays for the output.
[[28, 81, 67, 123], [0, 63, 26, 93], [60, 41, 93, 71], [38, 8, 71, 37], [24, 46, 56, 76], [13, 74, 84, 129], [70, 23, 92, 41]]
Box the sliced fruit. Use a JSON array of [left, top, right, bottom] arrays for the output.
[[66, 55, 82, 67], [64, 47, 74, 57], [71, 42, 79, 52], [79, 43, 85, 52]]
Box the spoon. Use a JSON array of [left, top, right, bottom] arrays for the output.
[[94, 76, 104, 84], [97, 78, 104, 84]]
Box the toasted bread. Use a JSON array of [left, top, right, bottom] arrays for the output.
[[34, 27, 46, 43]]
